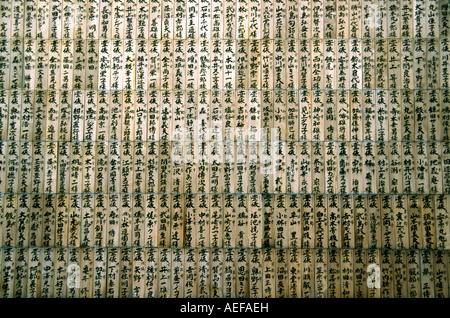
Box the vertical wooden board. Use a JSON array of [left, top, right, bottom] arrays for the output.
[[324, 0, 336, 39], [249, 194, 262, 248], [433, 250, 448, 298], [422, 195, 436, 249], [93, 194, 107, 247], [198, 248, 210, 298], [311, 141, 324, 194], [315, 194, 328, 249], [414, 0, 427, 38], [106, 193, 119, 246], [350, 141, 363, 194], [354, 195, 368, 249], [298, 40, 311, 89], [184, 194, 196, 248], [60, 39, 73, 90], [274, 194, 287, 248], [311, 40, 323, 90], [393, 250, 407, 298], [119, 248, 132, 298], [275, 249, 288, 298], [119, 194, 132, 247], [47, 39, 61, 90], [380, 195, 394, 249], [132, 194, 145, 247], [210, 193, 223, 247], [93, 248, 107, 298], [427, 39, 440, 89], [223, 248, 236, 298], [328, 194, 341, 249], [287, 194, 301, 248], [0, 92, 9, 141], [337, 40, 349, 90], [367, 195, 381, 249], [441, 0, 450, 37], [81, 194, 95, 247], [44, 140, 58, 194], [57, 141, 71, 195], [16, 194, 30, 248], [310, 0, 323, 39], [341, 194, 354, 249], [429, 141, 443, 195], [314, 249, 327, 298], [298, 141, 311, 194], [324, 90, 337, 142], [7, 91, 21, 142], [415, 141, 429, 195], [106, 248, 119, 298], [171, 248, 184, 298], [341, 249, 353, 298], [144, 248, 158, 298], [288, 249, 301, 298], [375, 39, 388, 89], [147, 39, 162, 87], [54, 247, 68, 298], [42, 194, 56, 247], [262, 194, 274, 248], [0, 248, 15, 298], [444, 141, 450, 194], [435, 195, 450, 250], [406, 250, 421, 298], [197, 194, 210, 248], [402, 141, 415, 194], [441, 38, 450, 89], [2, 194, 17, 248], [144, 194, 159, 247], [380, 250, 394, 298], [235, 194, 248, 248], [389, 140, 403, 194], [132, 248, 146, 298], [80, 247, 94, 298], [408, 195, 423, 249], [297, 0, 310, 39], [157, 194, 170, 248], [27, 248, 41, 298], [327, 249, 340, 298], [184, 248, 197, 298], [56, 191, 69, 245], [420, 249, 435, 298], [98, 40, 111, 90], [262, 248, 275, 298], [40, 248, 55, 298], [249, 248, 262, 298], [149, 0, 162, 39], [366, 249, 380, 298], [211, 248, 223, 298], [6, 140, 19, 195], [362, 39, 375, 90], [67, 194, 82, 246], [301, 194, 314, 249], [393, 195, 410, 249], [338, 142, 350, 194], [146, 141, 158, 194], [29, 193, 43, 247], [36, 39, 49, 90], [301, 248, 314, 298], [353, 249, 367, 298], [298, 90, 311, 141], [363, 141, 376, 194]]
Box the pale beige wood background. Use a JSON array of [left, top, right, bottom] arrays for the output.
[[0, 0, 449, 298]]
